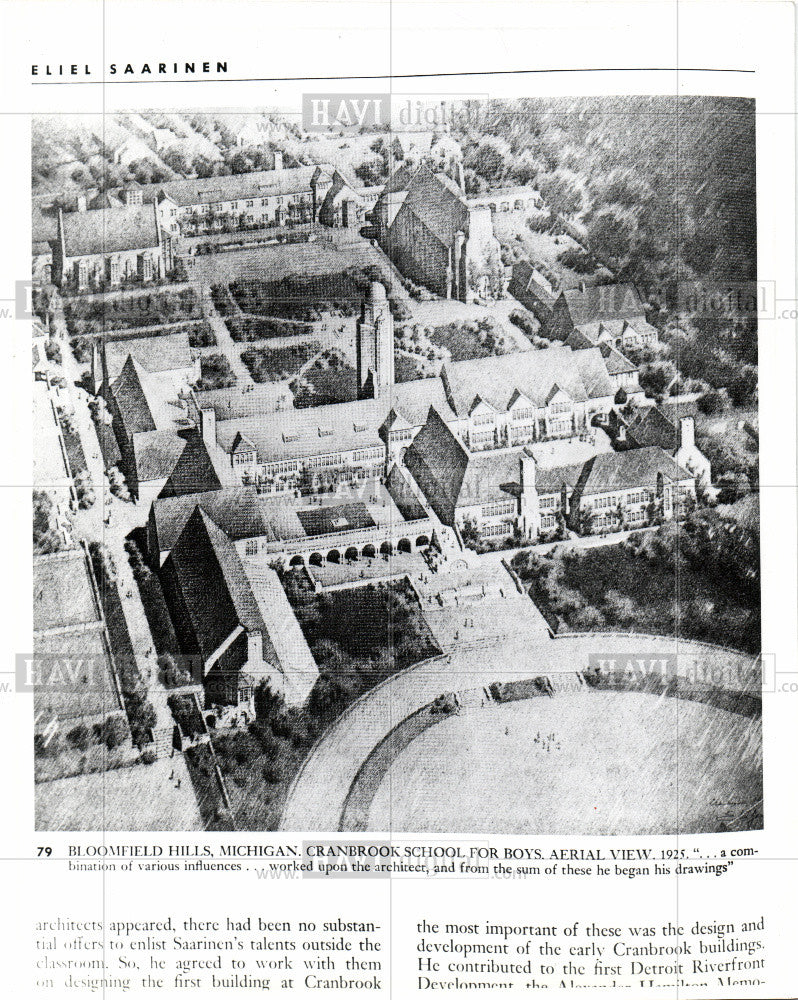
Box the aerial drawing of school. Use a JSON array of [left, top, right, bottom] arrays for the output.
[[31, 97, 762, 834]]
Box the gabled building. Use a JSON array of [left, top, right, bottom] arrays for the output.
[[373, 163, 503, 301], [157, 431, 228, 500], [148, 486, 268, 567], [403, 407, 522, 542], [53, 204, 167, 290], [92, 329, 199, 395], [437, 345, 616, 451], [624, 409, 712, 486], [568, 447, 696, 533], [565, 331, 643, 399], [546, 283, 658, 351], [159, 507, 318, 707], [122, 164, 335, 234], [402, 407, 697, 544], [107, 356, 195, 500], [317, 168, 379, 229]]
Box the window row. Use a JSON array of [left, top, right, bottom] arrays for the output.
[[482, 522, 512, 537]]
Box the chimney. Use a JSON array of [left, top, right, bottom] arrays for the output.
[[519, 448, 540, 539], [247, 631, 263, 666], [76, 194, 87, 213], [273, 150, 283, 171], [455, 161, 465, 192], [679, 416, 695, 450], [200, 407, 216, 448], [519, 448, 537, 494]]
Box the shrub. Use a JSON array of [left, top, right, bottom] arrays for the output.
[[67, 724, 93, 751], [74, 470, 95, 509], [508, 309, 537, 338], [44, 339, 62, 365]]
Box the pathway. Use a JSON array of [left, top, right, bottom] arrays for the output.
[[54, 297, 182, 756]]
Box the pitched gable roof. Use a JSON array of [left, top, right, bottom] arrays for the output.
[[132, 431, 187, 484], [598, 342, 638, 376], [164, 507, 265, 664], [151, 486, 268, 554], [625, 407, 678, 451], [579, 447, 691, 496], [441, 346, 614, 415], [112, 356, 156, 434], [104, 330, 193, 383], [561, 283, 644, 326], [403, 407, 469, 525], [398, 164, 469, 248], [231, 431, 257, 454], [131, 164, 330, 209], [61, 204, 160, 257], [158, 431, 223, 499]]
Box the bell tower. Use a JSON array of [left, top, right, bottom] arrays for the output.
[[356, 281, 394, 399]]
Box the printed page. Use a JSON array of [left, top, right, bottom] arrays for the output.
[[1, 0, 796, 997]]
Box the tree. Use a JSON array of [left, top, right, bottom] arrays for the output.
[[74, 470, 95, 509], [101, 716, 129, 750], [576, 505, 595, 536], [728, 364, 758, 408], [254, 681, 284, 723], [465, 136, 510, 182], [161, 148, 189, 175], [229, 150, 255, 174], [698, 389, 727, 416], [537, 168, 585, 217], [193, 155, 216, 178], [646, 497, 665, 527], [33, 490, 63, 554], [639, 361, 676, 400], [586, 203, 637, 265]]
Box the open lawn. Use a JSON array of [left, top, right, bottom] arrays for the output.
[[226, 316, 314, 341], [367, 692, 762, 834], [293, 354, 358, 406], [229, 270, 369, 322], [241, 342, 321, 383], [192, 239, 366, 285], [36, 756, 203, 831]]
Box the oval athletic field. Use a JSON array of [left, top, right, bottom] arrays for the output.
[[279, 633, 762, 835]]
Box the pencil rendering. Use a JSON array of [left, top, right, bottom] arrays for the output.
[[31, 96, 761, 833]]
